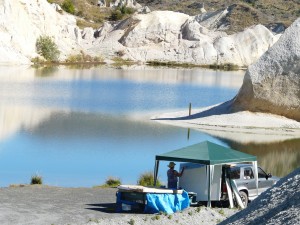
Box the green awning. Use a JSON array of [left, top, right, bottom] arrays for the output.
[[155, 141, 256, 165]]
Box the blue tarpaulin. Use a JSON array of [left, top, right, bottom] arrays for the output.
[[144, 190, 190, 214]]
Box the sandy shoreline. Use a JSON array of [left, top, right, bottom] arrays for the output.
[[151, 102, 300, 144]]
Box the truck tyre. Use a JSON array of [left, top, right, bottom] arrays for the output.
[[239, 191, 248, 208]]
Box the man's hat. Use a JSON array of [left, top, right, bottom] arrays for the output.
[[168, 162, 176, 168]]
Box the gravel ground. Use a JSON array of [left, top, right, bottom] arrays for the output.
[[1, 168, 298, 225], [0, 185, 237, 225]]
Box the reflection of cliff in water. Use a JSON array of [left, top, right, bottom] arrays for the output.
[[225, 139, 300, 177]]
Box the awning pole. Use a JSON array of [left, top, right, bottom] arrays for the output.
[[207, 165, 211, 207], [154, 160, 159, 186], [252, 161, 259, 196]]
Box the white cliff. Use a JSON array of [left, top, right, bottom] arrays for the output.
[[0, 0, 86, 64], [92, 11, 279, 66], [0, 0, 280, 66]]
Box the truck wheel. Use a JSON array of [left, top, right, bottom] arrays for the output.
[[239, 191, 248, 208]]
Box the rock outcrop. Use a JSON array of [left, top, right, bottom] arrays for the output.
[[91, 10, 279, 66], [233, 18, 300, 121], [0, 0, 88, 64]]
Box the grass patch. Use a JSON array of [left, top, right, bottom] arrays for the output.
[[219, 208, 225, 216], [151, 215, 160, 220], [95, 176, 121, 188], [137, 171, 162, 187], [65, 51, 104, 63], [147, 60, 200, 68], [147, 60, 240, 70], [31, 174, 43, 185], [128, 218, 135, 225], [112, 57, 135, 66], [195, 206, 202, 213], [61, 0, 75, 14], [205, 63, 240, 71]]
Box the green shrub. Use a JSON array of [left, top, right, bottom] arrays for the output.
[[109, 6, 135, 21], [219, 208, 225, 216], [62, 0, 75, 14], [31, 56, 46, 65], [110, 9, 123, 21], [137, 171, 162, 187], [100, 177, 121, 187], [31, 174, 43, 185], [120, 6, 135, 15], [36, 36, 60, 61], [128, 218, 135, 225]]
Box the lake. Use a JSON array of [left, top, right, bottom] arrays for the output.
[[0, 65, 299, 187]]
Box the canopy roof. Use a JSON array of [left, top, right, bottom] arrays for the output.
[[155, 141, 256, 165]]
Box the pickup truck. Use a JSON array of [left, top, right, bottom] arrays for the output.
[[221, 164, 280, 207]]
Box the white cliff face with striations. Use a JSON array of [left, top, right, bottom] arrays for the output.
[[0, 0, 280, 66], [0, 0, 86, 64], [233, 18, 300, 121], [91, 11, 279, 66]]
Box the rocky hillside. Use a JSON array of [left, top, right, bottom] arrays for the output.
[[232, 18, 300, 121], [137, 0, 300, 33], [90, 10, 279, 66], [50, 0, 300, 34]]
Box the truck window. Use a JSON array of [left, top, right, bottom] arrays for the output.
[[228, 167, 240, 179], [258, 167, 267, 178], [244, 168, 254, 179]]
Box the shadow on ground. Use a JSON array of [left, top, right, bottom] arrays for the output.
[[152, 100, 234, 121], [86, 203, 117, 213]]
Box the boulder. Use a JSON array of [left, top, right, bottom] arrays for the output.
[[233, 18, 300, 121], [137, 6, 151, 14]]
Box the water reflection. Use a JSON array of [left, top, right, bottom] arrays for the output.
[[225, 139, 300, 177], [0, 65, 245, 87], [0, 65, 298, 187], [0, 110, 223, 187]]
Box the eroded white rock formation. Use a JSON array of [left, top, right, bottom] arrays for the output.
[[0, 0, 88, 64], [0, 0, 281, 66], [91, 10, 279, 66], [233, 18, 300, 121]]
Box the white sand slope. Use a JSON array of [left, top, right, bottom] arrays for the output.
[[219, 168, 300, 225], [152, 101, 300, 143]]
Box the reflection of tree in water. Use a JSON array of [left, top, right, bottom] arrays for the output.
[[33, 66, 58, 77], [224, 139, 300, 177]]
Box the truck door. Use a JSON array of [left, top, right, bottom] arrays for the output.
[[258, 167, 273, 193], [242, 167, 256, 197]]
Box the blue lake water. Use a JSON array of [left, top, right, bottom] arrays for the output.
[[0, 66, 299, 187]]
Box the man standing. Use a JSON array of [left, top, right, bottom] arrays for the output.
[[167, 162, 184, 189]]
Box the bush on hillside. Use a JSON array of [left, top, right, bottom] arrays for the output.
[[36, 36, 60, 61], [62, 0, 75, 14], [109, 6, 135, 21], [110, 9, 123, 21]]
